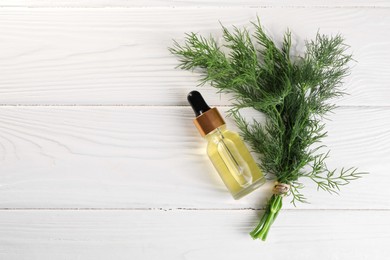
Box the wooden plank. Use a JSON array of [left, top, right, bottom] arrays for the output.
[[0, 210, 388, 259], [1, 0, 390, 7], [0, 8, 389, 106], [0, 106, 388, 209]]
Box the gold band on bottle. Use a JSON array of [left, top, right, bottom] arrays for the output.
[[193, 107, 226, 137]]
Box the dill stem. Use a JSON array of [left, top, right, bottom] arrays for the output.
[[250, 194, 283, 241]]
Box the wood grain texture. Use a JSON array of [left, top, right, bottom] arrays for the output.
[[0, 4, 389, 259], [0, 8, 389, 105], [1, 0, 390, 7], [0, 106, 388, 209], [0, 210, 388, 260]]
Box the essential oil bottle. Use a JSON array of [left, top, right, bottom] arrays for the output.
[[188, 91, 265, 199]]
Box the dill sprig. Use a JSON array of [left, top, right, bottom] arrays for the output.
[[169, 18, 365, 241]]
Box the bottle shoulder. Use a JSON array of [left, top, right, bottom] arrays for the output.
[[218, 128, 241, 141], [206, 127, 243, 149], [222, 128, 240, 137]]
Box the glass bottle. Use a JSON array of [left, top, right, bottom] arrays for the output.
[[188, 91, 265, 199]]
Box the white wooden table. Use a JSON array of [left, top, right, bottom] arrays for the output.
[[0, 1, 389, 259]]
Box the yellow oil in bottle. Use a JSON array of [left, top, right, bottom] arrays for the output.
[[205, 125, 265, 199], [187, 90, 265, 199]]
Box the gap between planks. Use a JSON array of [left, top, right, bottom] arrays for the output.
[[0, 208, 389, 211], [0, 104, 389, 109]]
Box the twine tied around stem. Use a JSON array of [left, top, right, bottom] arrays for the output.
[[272, 182, 290, 196]]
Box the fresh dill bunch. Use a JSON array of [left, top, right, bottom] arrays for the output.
[[169, 18, 365, 241]]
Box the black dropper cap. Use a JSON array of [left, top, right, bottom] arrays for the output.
[[187, 91, 211, 117]]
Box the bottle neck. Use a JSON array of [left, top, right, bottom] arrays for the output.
[[204, 124, 227, 141]]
